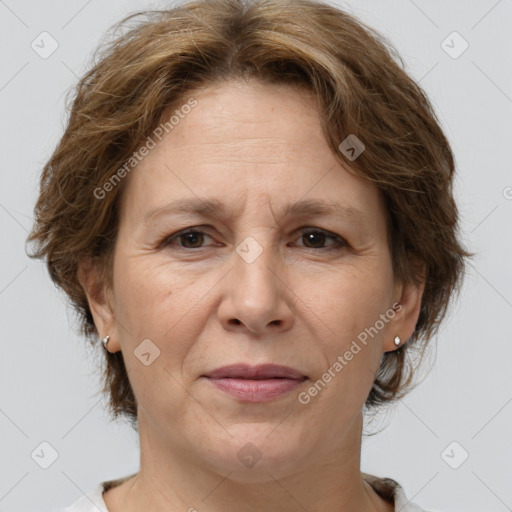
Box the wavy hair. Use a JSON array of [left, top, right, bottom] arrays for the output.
[[27, 0, 470, 430]]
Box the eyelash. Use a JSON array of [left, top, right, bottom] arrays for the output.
[[160, 226, 348, 252]]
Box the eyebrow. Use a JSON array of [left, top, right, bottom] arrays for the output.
[[143, 197, 368, 227]]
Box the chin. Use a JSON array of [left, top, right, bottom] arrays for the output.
[[198, 427, 310, 482]]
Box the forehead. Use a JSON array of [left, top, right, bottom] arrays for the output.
[[118, 79, 384, 227], [163, 80, 325, 158]]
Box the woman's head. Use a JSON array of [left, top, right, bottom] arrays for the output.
[[27, 0, 468, 440]]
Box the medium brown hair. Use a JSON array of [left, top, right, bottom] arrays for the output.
[[27, 0, 470, 430]]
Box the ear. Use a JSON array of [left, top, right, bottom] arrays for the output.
[[77, 258, 121, 352], [384, 270, 426, 352]]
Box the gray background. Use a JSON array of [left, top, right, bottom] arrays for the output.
[[1, 0, 511, 511]]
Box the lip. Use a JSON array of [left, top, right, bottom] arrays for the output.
[[202, 364, 307, 403], [203, 363, 306, 380]]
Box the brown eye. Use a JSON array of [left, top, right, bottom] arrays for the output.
[[301, 231, 327, 249], [178, 231, 205, 248], [161, 227, 347, 252], [294, 228, 347, 250], [162, 229, 214, 249]]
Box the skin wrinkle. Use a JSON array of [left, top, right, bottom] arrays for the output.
[[84, 80, 424, 512], [23, 5, 469, 509]]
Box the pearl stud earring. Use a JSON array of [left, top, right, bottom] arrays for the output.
[[101, 335, 110, 350]]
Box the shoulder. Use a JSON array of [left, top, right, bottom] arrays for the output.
[[362, 472, 438, 512], [54, 482, 107, 512], [58, 472, 439, 512], [55, 473, 136, 512]]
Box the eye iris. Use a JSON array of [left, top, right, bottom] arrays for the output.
[[303, 231, 326, 248], [181, 231, 204, 248], [171, 230, 335, 250]]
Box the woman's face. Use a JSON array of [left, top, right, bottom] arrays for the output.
[[85, 79, 422, 481]]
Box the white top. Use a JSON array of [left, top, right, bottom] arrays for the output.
[[56, 472, 435, 511]]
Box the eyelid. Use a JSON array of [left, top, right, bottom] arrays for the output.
[[160, 225, 348, 250], [293, 227, 347, 248], [160, 226, 216, 249]]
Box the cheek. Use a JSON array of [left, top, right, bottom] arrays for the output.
[[112, 253, 216, 372], [110, 256, 206, 414], [113, 254, 185, 331], [304, 260, 394, 337], [303, 260, 394, 390]]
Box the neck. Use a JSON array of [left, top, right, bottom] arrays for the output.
[[103, 412, 393, 512]]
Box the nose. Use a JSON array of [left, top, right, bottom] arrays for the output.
[[217, 238, 294, 336]]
